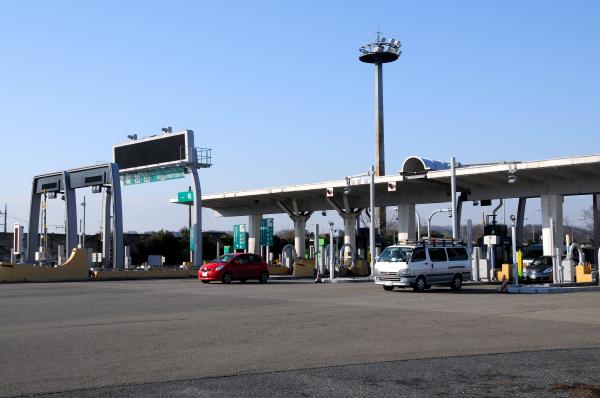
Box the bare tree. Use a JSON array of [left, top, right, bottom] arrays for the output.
[[581, 206, 594, 232]]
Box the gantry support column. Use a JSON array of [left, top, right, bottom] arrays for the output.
[[516, 198, 527, 244], [102, 188, 112, 268], [541, 195, 564, 256], [593, 194, 600, 268], [397, 203, 416, 241], [247, 214, 262, 255], [26, 183, 41, 263], [108, 163, 124, 269], [277, 200, 312, 259], [62, 171, 78, 259]]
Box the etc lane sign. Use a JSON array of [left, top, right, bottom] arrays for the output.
[[260, 218, 274, 247], [233, 224, 247, 250]]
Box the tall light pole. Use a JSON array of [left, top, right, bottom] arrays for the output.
[[359, 33, 401, 237]]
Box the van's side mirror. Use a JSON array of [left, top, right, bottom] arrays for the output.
[[375, 256, 379, 262]]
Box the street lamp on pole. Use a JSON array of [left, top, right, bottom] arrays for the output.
[[427, 208, 452, 241]]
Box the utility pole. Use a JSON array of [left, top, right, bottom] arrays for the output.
[[0, 204, 6, 233]]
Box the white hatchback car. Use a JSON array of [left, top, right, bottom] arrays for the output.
[[373, 242, 471, 292]]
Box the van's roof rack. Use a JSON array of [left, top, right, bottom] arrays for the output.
[[395, 239, 465, 247]]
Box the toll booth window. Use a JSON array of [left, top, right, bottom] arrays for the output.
[[447, 248, 468, 261], [412, 248, 426, 262], [428, 248, 447, 262]]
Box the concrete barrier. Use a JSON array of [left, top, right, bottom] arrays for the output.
[[576, 264, 593, 283], [268, 266, 290, 275], [93, 268, 195, 280], [496, 263, 513, 281], [351, 260, 370, 277], [0, 249, 89, 283], [292, 259, 314, 277]]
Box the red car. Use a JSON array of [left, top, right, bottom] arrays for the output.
[[198, 253, 269, 284]]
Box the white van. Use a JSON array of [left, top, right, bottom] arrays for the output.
[[373, 242, 471, 292]]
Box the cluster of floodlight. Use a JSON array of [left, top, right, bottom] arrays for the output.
[[359, 37, 401, 56]]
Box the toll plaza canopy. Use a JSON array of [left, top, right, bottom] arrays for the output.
[[202, 155, 600, 217]]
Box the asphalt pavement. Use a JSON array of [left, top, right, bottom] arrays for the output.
[[1, 279, 599, 397]]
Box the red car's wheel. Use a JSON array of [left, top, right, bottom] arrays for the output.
[[259, 271, 269, 283], [222, 272, 233, 284]]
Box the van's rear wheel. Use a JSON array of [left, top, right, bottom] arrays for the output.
[[450, 274, 463, 291], [383, 285, 394, 291], [413, 276, 426, 292]]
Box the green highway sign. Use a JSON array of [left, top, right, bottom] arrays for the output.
[[177, 191, 194, 204], [190, 223, 196, 251], [319, 237, 325, 246], [260, 218, 274, 247], [233, 224, 247, 250], [122, 166, 186, 186], [223, 246, 231, 254]]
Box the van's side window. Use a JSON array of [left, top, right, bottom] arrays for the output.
[[447, 248, 468, 261], [412, 248, 426, 262], [428, 248, 447, 262]]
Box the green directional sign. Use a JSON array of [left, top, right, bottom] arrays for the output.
[[122, 166, 186, 186], [233, 224, 247, 250], [190, 223, 196, 251], [178, 190, 194, 204], [260, 218, 274, 247]]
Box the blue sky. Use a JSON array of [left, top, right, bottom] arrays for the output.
[[1, 1, 599, 234]]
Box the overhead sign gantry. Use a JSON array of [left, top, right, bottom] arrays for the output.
[[114, 129, 212, 267], [27, 163, 123, 268]]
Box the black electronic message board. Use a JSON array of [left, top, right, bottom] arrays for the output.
[[114, 132, 187, 171]]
